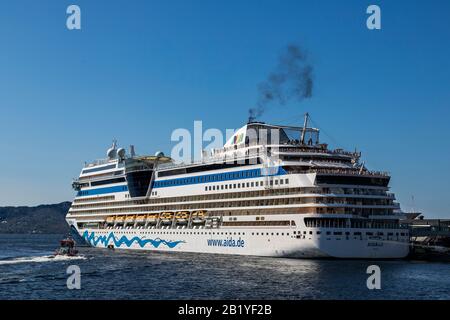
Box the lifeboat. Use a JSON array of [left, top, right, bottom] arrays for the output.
[[146, 213, 158, 224], [160, 212, 174, 224], [115, 215, 125, 224], [135, 215, 146, 223], [191, 210, 206, 224], [175, 211, 189, 223], [125, 215, 136, 225], [106, 216, 115, 224]]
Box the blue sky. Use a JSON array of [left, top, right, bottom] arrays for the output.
[[0, 0, 449, 217]]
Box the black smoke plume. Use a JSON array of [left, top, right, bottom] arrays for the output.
[[248, 44, 313, 122]]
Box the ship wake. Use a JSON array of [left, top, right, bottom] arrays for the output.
[[0, 255, 87, 265]]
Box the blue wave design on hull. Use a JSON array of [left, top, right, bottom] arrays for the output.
[[82, 230, 185, 249]]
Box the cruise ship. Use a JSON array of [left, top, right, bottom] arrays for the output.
[[66, 114, 410, 258]]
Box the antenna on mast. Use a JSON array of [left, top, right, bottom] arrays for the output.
[[300, 112, 309, 145], [359, 161, 365, 174]]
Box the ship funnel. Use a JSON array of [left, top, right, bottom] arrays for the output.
[[129, 145, 136, 157]]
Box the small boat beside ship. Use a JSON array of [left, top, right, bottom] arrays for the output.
[[53, 237, 78, 257]]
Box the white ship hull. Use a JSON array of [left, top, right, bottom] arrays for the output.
[[69, 218, 409, 259]]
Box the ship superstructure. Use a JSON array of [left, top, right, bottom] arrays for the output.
[[66, 115, 409, 258]]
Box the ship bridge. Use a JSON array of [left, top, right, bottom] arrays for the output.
[[223, 119, 320, 149]]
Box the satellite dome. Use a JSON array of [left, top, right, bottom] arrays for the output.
[[107, 140, 118, 159], [107, 147, 117, 159], [117, 148, 126, 159], [155, 151, 165, 157]]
